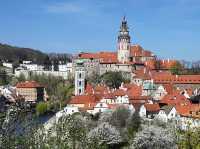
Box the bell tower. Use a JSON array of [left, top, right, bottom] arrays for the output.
[[117, 16, 131, 63], [75, 60, 85, 95]]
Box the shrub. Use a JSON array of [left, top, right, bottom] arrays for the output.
[[87, 122, 122, 146], [110, 106, 130, 128], [131, 125, 177, 149], [36, 102, 48, 116], [126, 112, 141, 139], [178, 127, 200, 149], [101, 71, 129, 89]]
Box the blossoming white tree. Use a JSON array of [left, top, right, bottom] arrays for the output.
[[87, 122, 122, 146], [131, 125, 177, 149]]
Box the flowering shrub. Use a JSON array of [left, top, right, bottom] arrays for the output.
[[131, 125, 177, 149], [88, 122, 122, 146]]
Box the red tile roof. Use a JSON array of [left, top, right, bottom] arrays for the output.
[[103, 93, 115, 99], [176, 104, 200, 118], [127, 85, 142, 97], [163, 83, 174, 94], [16, 81, 43, 88], [133, 69, 151, 80], [79, 52, 118, 63], [130, 45, 153, 57], [79, 102, 97, 111], [159, 93, 190, 106], [145, 59, 156, 70], [160, 60, 177, 70], [123, 83, 138, 89], [144, 103, 160, 112], [85, 83, 94, 95], [113, 89, 126, 96], [94, 85, 109, 94], [129, 99, 146, 104], [145, 59, 178, 70], [152, 72, 200, 84], [69, 95, 97, 104]]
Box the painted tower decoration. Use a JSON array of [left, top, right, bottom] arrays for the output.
[[75, 60, 85, 95], [117, 16, 131, 63]]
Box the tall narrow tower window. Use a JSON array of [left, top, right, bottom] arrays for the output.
[[79, 73, 82, 79]]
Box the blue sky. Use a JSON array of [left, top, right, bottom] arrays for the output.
[[0, 0, 200, 61]]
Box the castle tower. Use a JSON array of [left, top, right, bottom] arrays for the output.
[[117, 16, 131, 63], [75, 60, 85, 95]]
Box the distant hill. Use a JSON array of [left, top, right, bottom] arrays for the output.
[[0, 43, 47, 64]]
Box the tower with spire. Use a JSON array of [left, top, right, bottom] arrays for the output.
[[117, 16, 131, 63]]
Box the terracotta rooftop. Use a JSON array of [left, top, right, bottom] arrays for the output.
[[144, 103, 160, 112], [113, 89, 127, 96], [103, 93, 116, 99], [145, 59, 178, 70], [94, 85, 109, 94], [127, 85, 142, 97], [133, 69, 151, 80], [16, 81, 43, 88], [69, 95, 99, 107], [79, 52, 118, 63], [176, 104, 200, 119], [85, 83, 94, 95], [163, 83, 174, 94], [159, 93, 190, 106], [152, 72, 200, 84], [130, 45, 153, 57]]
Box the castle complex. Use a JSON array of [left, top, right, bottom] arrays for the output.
[[74, 17, 200, 96], [75, 17, 156, 77]]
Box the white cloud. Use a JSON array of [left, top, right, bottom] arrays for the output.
[[46, 2, 83, 13]]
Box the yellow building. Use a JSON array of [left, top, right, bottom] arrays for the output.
[[16, 81, 45, 102]]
